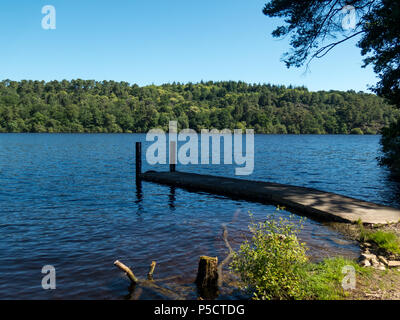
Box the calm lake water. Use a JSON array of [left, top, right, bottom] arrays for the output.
[[0, 134, 399, 299]]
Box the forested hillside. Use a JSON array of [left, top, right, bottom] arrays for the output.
[[0, 79, 398, 134]]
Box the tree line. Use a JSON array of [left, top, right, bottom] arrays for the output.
[[0, 79, 398, 134]]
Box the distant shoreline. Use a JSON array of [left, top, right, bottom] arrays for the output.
[[0, 132, 382, 135], [1, 80, 398, 135]]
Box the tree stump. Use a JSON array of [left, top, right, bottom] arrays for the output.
[[195, 256, 219, 299]]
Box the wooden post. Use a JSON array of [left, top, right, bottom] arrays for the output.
[[136, 142, 142, 179], [170, 141, 176, 172], [195, 256, 219, 299]]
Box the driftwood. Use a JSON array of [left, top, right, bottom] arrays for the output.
[[115, 213, 238, 300], [217, 224, 234, 287], [147, 261, 157, 280], [126, 281, 184, 300], [114, 260, 139, 284], [137, 280, 183, 300], [130, 287, 143, 300], [114, 259, 184, 300]]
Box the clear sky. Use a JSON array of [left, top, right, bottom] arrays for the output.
[[0, 0, 378, 92]]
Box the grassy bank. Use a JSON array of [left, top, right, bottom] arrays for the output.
[[357, 219, 400, 256], [330, 219, 400, 259]]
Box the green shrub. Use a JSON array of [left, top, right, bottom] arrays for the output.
[[350, 127, 364, 135], [231, 214, 366, 300], [230, 215, 308, 300]]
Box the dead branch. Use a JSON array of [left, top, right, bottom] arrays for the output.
[[147, 261, 157, 280], [114, 260, 185, 299], [130, 287, 143, 300], [152, 275, 181, 283], [114, 260, 139, 284], [140, 280, 183, 300], [217, 224, 235, 287]]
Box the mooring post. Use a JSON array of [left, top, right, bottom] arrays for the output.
[[170, 141, 176, 172], [136, 142, 142, 179]]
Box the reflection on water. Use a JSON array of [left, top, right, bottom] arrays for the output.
[[168, 187, 176, 210], [0, 134, 399, 299], [135, 179, 143, 214]]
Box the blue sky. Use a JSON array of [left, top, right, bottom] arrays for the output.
[[0, 0, 377, 92]]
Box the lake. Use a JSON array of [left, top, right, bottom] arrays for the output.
[[0, 134, 399, 299]]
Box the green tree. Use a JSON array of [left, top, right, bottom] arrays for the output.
[[263, 0, 400, 174], [263, 0, 398, 104]]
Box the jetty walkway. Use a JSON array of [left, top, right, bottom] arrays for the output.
[[140, 170, 400, 224]]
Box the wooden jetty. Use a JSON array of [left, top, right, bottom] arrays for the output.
[[136, 143, 400, 224]]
